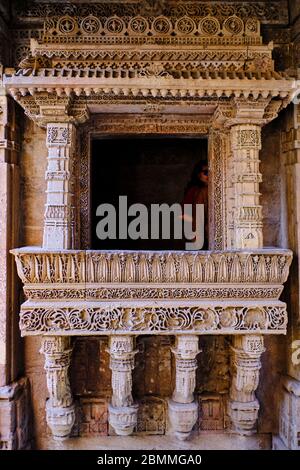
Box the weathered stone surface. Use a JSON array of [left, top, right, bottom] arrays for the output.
[[72, 398, 108, 438], [1, 0, 300, 451], [0, 378, 31, 450], [21, 118, 47, 247], [198, 393, 226, 431]]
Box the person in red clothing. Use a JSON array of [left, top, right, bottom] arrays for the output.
[[182, 161, 209, 249]]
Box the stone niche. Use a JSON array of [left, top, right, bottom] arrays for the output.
[[5, 0, 296, 448], [18, 110, 291, 442]]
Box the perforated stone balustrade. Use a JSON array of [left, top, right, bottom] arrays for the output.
[[12, 248, 292, 440]]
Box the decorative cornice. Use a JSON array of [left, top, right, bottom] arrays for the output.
[[3, 74, 296, 127], [4, 10, 297, 124]]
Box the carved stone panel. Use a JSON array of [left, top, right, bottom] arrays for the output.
[[71, 338, 111, 397], [136, 397, 166, 435], [198, 393, 226, 431], [72, 398, 108, 437], [134, 336, 173, 398]]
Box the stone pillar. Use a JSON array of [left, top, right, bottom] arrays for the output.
[[168, 335, 200, 440], [108, 336, 138, 436], [0, 90, 31, 449], [229, 335, 265, 435], [40, 122, 77, 440], [275, 103, 300, 449], [208, 127, 233, 250], [40, 336, 75, 440], [0, 92, 19, 388], [43, 123, 76, 250], [230, 124, 263, 249], [277, 376, 300, 450]]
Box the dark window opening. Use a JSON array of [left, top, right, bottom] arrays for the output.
[[91, 137, 208, 250]]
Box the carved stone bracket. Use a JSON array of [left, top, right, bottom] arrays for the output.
[[40, 336, 75, 440], [169, 335, 200, 440], [229, 334, 265, 435], [11, 93, 90, 129], [108, 336, 138, 436]]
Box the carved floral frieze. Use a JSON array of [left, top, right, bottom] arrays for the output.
[[20, 302, 287, 335]]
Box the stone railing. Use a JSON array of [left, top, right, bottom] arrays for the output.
[[11, 247, 293, 440], [12, 248, 292, 336]]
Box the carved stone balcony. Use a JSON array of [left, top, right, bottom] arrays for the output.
[[12, 248, 292, 337]]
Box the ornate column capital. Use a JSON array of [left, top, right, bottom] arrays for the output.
[[214, 97, 285, 129], [17, 93, 90, 128]]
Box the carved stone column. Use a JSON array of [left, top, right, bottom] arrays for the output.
[[168, 335, 200, 440], [277, 376, 300, 450], [209, 125, 233, 250], [230, 123, 263, 249], [0, 90, 31, 449], [275, 103, 300, 449], [108, 336, 138, 436], [229, 335, 265, 435], [40, 336, 75, 440], [43, 123, 76, 250]]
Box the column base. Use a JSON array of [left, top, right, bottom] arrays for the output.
[[278, 375, 300, 450], [229, 400, 259, 436], [272, 435, 289, 450], [46, 401, 75, 440], [168, 399, 198, 441], [0, 377, 31, 450], [108, 403, 138, 436]]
